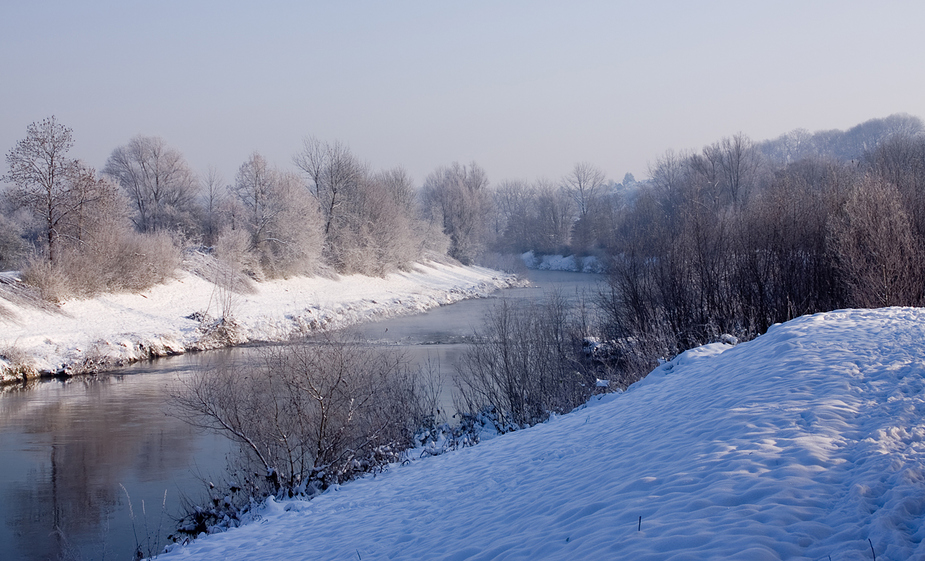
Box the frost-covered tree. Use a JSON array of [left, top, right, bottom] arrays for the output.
[[563, 162, 606, 221], [104, 135, 200, 235], [225, 152, 323, 278], [422, 162, 490, 265], [295, 139, 429, 274], [3, 116, 81, 263], [827, 176, 923, 307], [293, 137, 365, 239]]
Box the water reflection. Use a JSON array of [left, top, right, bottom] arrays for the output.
[[0, 364, 234, 560]]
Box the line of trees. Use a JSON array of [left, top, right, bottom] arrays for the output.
[[1, 118, 178, 299], [595, 117, 925, 381], [0, 119, 462, 299], [452, 114, 925, 429], [4, 113, 924, 319], [0, 117, 640, 298]]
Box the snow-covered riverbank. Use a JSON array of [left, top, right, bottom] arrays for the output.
[[0, 260, 519, 383], [156, 307, 925, 560]]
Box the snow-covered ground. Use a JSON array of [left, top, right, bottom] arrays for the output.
[[0, 261, 518, 382], [521, 250, 604, 273], [158, 307, 925, 560]]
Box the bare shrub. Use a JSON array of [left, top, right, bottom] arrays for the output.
[[172, 334, 433, 503], [0, 342, 38, 382], [19, 228, 180, 300], [18, 256, 72, 301], [95, 230, 180, 293], [214, 228, 263, 280], [596, 257, 682, 383], [182, 248, 255, 296], [455, 293, 595, 429], [827, 176, 924, 307]]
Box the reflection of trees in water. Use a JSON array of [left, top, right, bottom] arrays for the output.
[[7, 439, 118, 560], [3, 375, 205, 560]]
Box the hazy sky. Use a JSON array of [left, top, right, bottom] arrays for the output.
[[3, 1, 924, 186]]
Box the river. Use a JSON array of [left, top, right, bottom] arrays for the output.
[[0, 269, 603, 561]]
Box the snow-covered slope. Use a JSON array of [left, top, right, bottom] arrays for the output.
[[0, 262, 517, 381], [158, 307, 925, 560]]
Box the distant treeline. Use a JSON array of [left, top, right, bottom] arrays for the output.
[[2, 113, 924, 329], [455, 113, 925, 428], [592, 114, 925, 377]]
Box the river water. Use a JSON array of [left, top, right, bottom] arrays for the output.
[[0, 270, 602, 561]]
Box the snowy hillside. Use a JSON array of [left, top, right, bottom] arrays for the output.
[[0, 261, 517, 382], [159, 307, 925, 560]]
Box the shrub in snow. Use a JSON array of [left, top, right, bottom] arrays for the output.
[[455, 292, 603, 429], [20, 227, 181, 301], [171, 332, 438, 536]]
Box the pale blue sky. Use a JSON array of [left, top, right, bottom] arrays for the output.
[[2, 1, 924, 186]]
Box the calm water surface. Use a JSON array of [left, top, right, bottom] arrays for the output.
[[0, 269, 602, 560]]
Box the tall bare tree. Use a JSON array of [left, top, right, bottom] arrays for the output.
[[103, 135, 200, 235], [293, 137, 365, 238], [3, 117, 106, 264], [200, 166, 225, 247], [563, 162, 606, 220], [226, 152, 323, 278], [422, 162, 490, 265]]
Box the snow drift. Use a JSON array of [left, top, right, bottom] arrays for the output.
[[159, 307, 925, 560]]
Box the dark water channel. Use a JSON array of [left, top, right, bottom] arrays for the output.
[[0, 269, 602, 560]]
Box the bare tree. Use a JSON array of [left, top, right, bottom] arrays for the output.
[[3, 116, 81, 263], [226, 153, 323, 278], [563, 162, 606, 220], [827, 176, 923, 307], [293, 137, 365, 238], [295, 138, 428, 274], [356, 166, 427, 273], [233, 152, 276, 246], [491, 180, 532, 252], [533, 180, 575, 254], [103, 135, 200, 235], [759, 128, 814, 164], [718, 133, 760, 205], [647, 149, 690, 222], [200, 166, 225, 247], [869, 134, 925, 238], [421, 162, 490, 265]]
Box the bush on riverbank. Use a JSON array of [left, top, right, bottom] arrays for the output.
[[171, 332, 439, 535], [455, 291, 606, 429]]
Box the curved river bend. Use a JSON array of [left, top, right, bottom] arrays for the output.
[[0, 270, 602, 560]]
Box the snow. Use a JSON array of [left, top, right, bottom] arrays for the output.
[[0, 261, 519, 381], [521, 251, 604, 273], [156, 307, 925, 560]]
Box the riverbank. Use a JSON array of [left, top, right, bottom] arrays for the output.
[[0, 259, 520, 384], [157, 307, 925, 560]]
